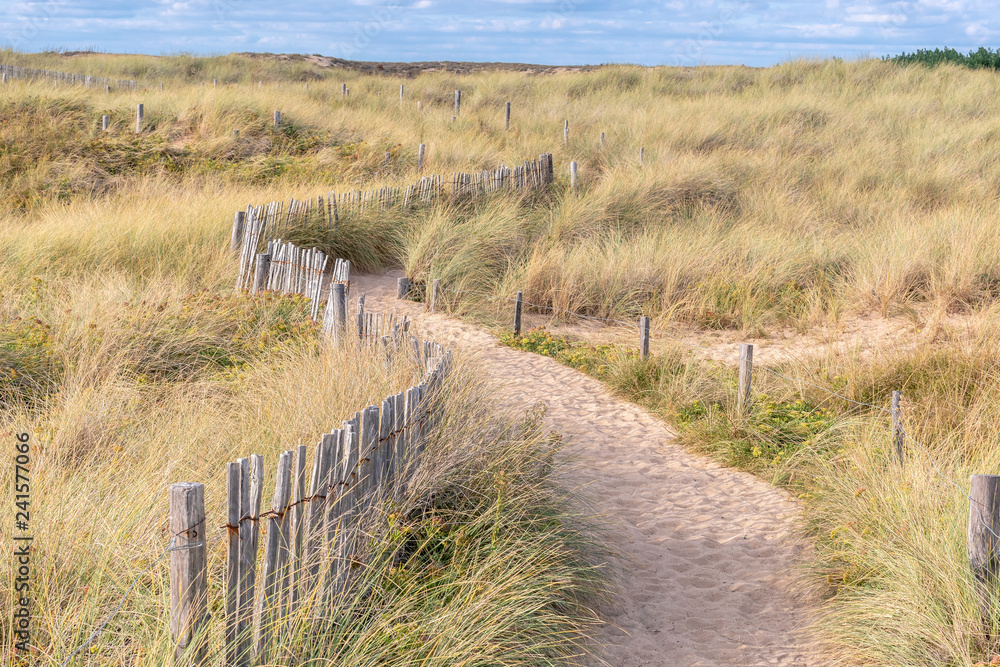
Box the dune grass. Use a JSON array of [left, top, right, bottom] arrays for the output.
[[4, 50, 1000, 664]]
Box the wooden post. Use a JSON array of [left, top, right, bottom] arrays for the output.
[[230, 211, 245, 253], [891, 391, 904, 467], [333, 283, 347, 340], [397, 277, 409, 300], [738, 343, 754, 415], [290, 444, 307, 614], [101, 115, 109, 131], [213, 78, 218, 87], [564, 119, 569, 145], [304, 437, 332, 585], [454, 89, 461, 114], [257, 451, 292, 663], [135, 103, 144, 134], [504, 101, 511, 130], [570, 162, 578, 193], [252, 253, 271, 295], [400, 84, 404, 100], [170, 482, 207, 664], [514, 291, 523, 337], [639, 146, 644, 166], [600, 131, 605, 149], [969, 474, 1000, 611], [430, 279, 440, 313], [273, 110, 281, 129], [418, 143, 425, 170], [639, 316, 650, 360], [225, 464, 240, 666], [236, 457, 260, 667]]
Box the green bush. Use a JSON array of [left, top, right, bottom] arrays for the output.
[[886, 47, 1000, 70]]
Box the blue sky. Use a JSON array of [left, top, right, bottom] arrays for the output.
[[1, 0, 996, 66]]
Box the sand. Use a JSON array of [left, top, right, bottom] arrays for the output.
[[354, 272, 821, 666]]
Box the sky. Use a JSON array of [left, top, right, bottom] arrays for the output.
[[1, 0, 996, 67]]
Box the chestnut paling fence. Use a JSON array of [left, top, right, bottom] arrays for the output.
[[168, 290, 452, 665], [0, 64, 137, 90]]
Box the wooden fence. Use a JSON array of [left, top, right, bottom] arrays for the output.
[[0, 64, 137, 90], [229, 153, 554, 249], [235, 232, 350, 312], [169, 298, 451, 664]]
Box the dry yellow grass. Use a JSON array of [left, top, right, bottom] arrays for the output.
[[4, 51, 1000, 665]]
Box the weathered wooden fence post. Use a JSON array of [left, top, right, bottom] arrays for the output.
[[969, 474, 1000, 612], [418, 143, 425, 170], [600, 131, 605, 149], [454, 89, 461, 114], [397, 277, 410, 300], [225, 464, 241, 666], [570, 162, 578, 193], [342, 83, 347, 97], [333, 283, 348, 340], [135, 103, 144, 134], [504, 101, 511, 130], [252, 253, 271, 295], [639, 146, 644, 166], [564, 119, 569, 145], [290, 444, 307, 614], [170, 482, 208, 664], [639, 316, 650, 360], [101, 115, 109, 131], [514, 291, 523, 337], [213, 78, 218, 87], [256, 451, 292, 664], [230, 212, 245, 253], [273, 111, 281, 129], [430, 279, 440, 313], [891, 390, 904, 467], [400, 84, 404, 100], [738, 343, 754, 415]]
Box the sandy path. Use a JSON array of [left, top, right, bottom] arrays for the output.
[[354, 272, 819, 666]]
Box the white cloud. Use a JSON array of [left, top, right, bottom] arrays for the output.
[[965, 22, 993, 38], [844, 13, 907, 22], [785, 23, 860, 37], [412, 0, 432, 8]]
